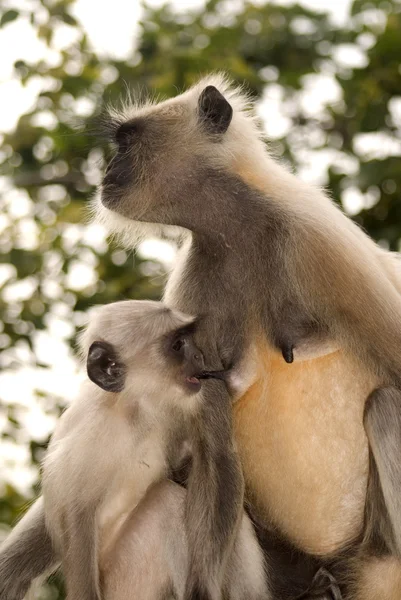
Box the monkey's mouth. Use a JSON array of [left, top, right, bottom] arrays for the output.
[[198, 370, 228, 382], [184, 376, 201, 392], [183, 369, 229, 393]]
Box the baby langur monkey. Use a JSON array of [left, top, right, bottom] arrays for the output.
[[39, 300, 268, 600]]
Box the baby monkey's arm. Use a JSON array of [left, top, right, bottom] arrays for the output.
[[184, 379, 244, 600], [0, 497, 57, 600]]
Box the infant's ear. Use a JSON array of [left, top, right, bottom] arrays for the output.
[[87, 341, 126, 393], [198, 86, 233, 134]]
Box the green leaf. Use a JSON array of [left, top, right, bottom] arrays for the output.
[[0, 9, 19, 27], [60, 13, 78, 26]]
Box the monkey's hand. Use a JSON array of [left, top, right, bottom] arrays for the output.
[[0, 497, 57, 600], [59, 505, 101, 600], [184, 379, 244, 600]]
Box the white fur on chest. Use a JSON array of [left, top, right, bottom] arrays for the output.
[[97, 427, 167, 559], [43, 390, 169, 555]]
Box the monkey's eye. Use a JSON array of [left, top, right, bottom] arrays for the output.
[[171, 338, 186, 354], [106, 361, 116, 376]]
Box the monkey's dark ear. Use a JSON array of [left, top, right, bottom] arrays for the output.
[[87, 341, 126, 393], [198, 86, 233, 134]]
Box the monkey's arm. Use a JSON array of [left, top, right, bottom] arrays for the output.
[[58, 504, 101, 600], [184, 379, 244, 600], [364, 386, 401, 557], [0, 497, 57, 600]]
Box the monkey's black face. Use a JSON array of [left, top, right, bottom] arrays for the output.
[[99, 85, 233, 230], [164, 325, 205, 393], [165, 325, 233, 392], [101, 113, 174, 215]]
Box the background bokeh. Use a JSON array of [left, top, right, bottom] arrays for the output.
[[0, 0, 400, 597]]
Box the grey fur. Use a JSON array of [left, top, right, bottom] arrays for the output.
[[296, 568, 343, 599], [0, 497, 57, 600], [364, 386, 401, 557], [102, 480, 268, 600]]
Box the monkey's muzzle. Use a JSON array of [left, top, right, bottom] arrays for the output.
[[184, 369, 228, 393], [198, 369, 230, 383]]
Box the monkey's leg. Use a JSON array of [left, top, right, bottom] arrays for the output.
[[364, 386, 401, 556], [101, 480, 268, 600], [61, 505, 101, 600], [101, 480, 188, 600], [351, 557, 401, 600], [184, 380, 245, 600], [224, 511, 269, 600], [0, 497, 57, 600]]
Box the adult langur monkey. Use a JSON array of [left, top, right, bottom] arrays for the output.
[[1, 74, 401, 599]]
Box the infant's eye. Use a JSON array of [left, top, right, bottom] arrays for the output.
[[172, 338, 185, 353], [106, 361, 116, 376]]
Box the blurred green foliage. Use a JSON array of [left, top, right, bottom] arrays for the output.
[[0, 0, 400, 596]]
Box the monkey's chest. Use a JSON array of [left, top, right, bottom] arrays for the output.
[[97, 431, 167, 563], [234, 346, 376, 556]]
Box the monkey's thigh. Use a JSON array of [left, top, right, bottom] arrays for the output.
[[101, 480, 188, 600], [100, 481, 267, 600], [352, 557, 401, 600]]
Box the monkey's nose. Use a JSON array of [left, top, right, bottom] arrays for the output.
[[193, 353, 204, 369]]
